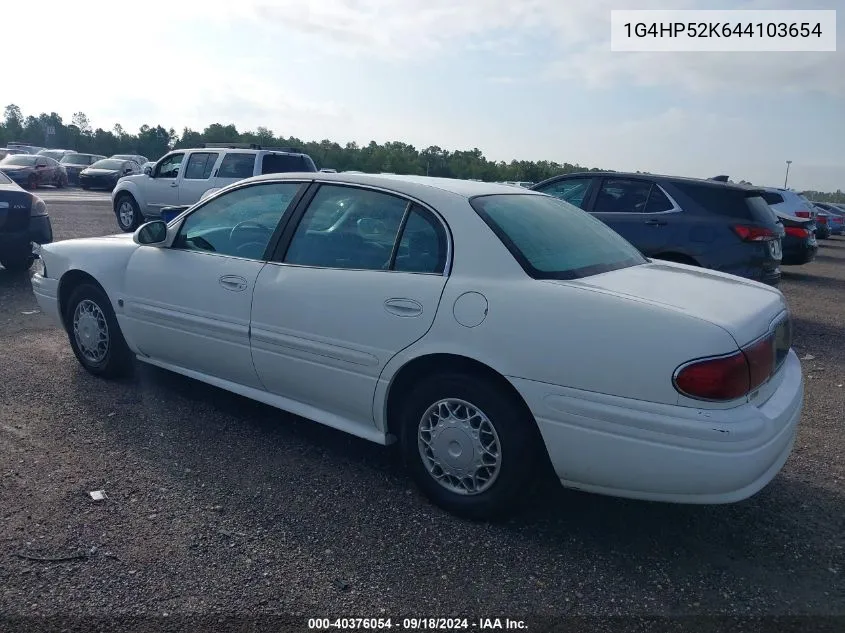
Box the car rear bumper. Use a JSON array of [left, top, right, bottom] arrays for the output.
[[512, 349, 803, 504], [0, 215, 53, 253]]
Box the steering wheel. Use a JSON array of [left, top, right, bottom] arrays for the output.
[[230, 220, 273, 258]]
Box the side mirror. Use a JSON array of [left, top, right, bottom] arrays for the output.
[[133, 220, 168, 246], [144, 166, 153, 176]]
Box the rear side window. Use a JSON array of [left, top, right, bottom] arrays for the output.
[[183, 152, 218, 180], [673, 183, 754, 220], [594, 179, 651, 213], [644, 186, 674, 213], [218, 153, 256, 179], [761, 192, 784, 205], [471, 194, 647, 280], [260, 153, 311, 175]]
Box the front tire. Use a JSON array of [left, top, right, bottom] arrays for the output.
[[399, 372, 542, 520], [64, 283, 134, 378], [114, 194, 141, 232]]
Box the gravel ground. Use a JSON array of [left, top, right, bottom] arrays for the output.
[[1, 192, 843, 632]]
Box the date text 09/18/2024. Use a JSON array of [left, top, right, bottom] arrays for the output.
[[307, 618, 528, 630]]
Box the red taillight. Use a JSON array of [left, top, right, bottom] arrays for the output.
[[784, 226, 810, 238], [674, 336, 777, 401], [794, 211, 811, 218], [674, 353, 750, 401], [732, 225, 776, 242], [744, 334, 775, 392], [817, 215, 828, 224]]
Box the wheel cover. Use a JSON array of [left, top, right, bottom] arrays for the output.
[[73, 299, 109, 363], [418, 398, 502, 496], [118, 200, 135, 228]]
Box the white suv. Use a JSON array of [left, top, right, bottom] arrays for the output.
[[111, 144, 317, 231]]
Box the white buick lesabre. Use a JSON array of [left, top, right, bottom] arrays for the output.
[[31, 173, 803, 519]]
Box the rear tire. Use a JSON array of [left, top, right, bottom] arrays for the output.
[[64, 283, 134, 378], [0, 254, 35, 272], [114, 194, 141, 232], [398, 372, 543, 520]]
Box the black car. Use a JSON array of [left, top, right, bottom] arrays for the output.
[[79, 158, 141, 191], [60, 153, 106, 185], [775, 210, 818, 266], [0, 170, 53, 271], [531, 172, 783, 286]]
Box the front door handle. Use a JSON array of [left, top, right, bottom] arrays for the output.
[[170, 182, 179, 187], [645, 218, 668, 226], [384, 298, 423, 317], [219, 275, 248, 292]]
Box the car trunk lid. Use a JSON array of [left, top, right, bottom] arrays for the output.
[[552, 261, 788, 347]]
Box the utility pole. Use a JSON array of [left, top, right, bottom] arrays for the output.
[[784, 160, 792, 188]]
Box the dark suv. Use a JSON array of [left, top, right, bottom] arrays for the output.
[[531, 172, 782, 286], [0, 170, 53, 271]]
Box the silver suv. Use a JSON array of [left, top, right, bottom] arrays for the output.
[[111, 144, 318, 232]]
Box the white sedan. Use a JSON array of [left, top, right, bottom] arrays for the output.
[[31, 173, 804, 519]]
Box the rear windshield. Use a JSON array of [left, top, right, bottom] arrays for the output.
[[672, 182, 776, 224], [260, 153, 313, 174], [0, 171, 11, 184], [761, 191, 784, 205], [90, 159, 125, 170], [470, 194, 647, 280]]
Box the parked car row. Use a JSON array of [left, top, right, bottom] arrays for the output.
[[0, 143, 150, 191]]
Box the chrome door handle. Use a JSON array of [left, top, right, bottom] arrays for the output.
[[219, 275, 248, 292], [384, 298, 423, 317]]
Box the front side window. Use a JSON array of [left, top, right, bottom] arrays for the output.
[[283, 185, 409, 271], [154, 153, 184, 179], [593, 179, 652, 213], [218, 153, 256, 179], [471, 194, 647, 280], [534, 177, 593, 208], [173, 182, 303, 259], [184, 152, 218, 180]]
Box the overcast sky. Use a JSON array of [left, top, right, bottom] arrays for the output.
[[4, 0, 844, 191]]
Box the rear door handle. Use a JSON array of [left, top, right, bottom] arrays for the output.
[[170, 182, 179, 187], [219, 275, 248, 292], [645, 218, 668, 226], [384, 298, 423, 317]]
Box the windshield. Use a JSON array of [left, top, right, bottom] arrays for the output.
[[61, 154, 89, 164], [1, 155, 37, 166], [470, 193, 647, 280], [90, 159, 125, 170]]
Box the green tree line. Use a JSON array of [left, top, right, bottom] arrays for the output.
[[2, 104, 842, 200]]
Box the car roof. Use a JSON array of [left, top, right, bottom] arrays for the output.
[[541, 171, 766, 193], [247, 172, 546, 199]]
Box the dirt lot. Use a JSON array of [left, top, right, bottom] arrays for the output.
[[1, 192, 843, 631]]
